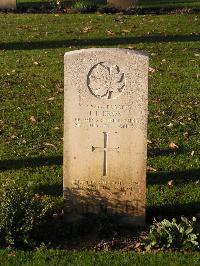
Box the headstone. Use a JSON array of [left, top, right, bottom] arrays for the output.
[[107, 0, 138, 10], [0, 0, 16, 9], [64, 48, 148, 225]]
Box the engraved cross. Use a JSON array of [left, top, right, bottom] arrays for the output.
[[92, 132, 120, 177]]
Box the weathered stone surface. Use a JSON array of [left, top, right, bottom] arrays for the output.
[[0, 0, 16, 9], [107, 0, 138, 9], [64, 48, 148, 225]]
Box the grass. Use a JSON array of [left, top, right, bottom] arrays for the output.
[[0, 250, 200, 265], [0, 13, 200, 220], [0, 7, 200, 266]]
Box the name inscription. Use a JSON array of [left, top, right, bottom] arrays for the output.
[[74, 104, 137, 129], [71, 180, 140, 196]]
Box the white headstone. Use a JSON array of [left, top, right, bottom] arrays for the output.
[[64, 48, 148, 225]]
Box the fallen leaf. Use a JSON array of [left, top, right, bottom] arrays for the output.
[[135, 242, 141, 248], [82, 26, 92, 33], [30, 116, 37, 124], [149, 67, 156, 73], [183, 132, 189, 137], [191, 150, 195, 156], [147, 166, 157, 172], [47, 97, 55, 101], [151, 99, 159, 103], [167, 180, 174, 186], [107, 30, 115, 36], [122, 29, 131, 33], [167, 122, 173, 128], [169, 142, 178, 149], [44, 142, 57, 149], [7, 253, 16, 257]]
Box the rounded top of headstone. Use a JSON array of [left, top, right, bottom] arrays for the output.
[[64, 48, 148, 59]]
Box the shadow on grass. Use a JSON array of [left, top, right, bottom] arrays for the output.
[[34, 182, 200, 221], [1, 156, 199, 185], [0, 34, 199, 50], [147, 201, 200, 221], [33, 183, 63, 196], [147, 168, 200, 185], [0, 156, 62, 171], [1, 156, 199, 219], [148, 147, 186, 157]]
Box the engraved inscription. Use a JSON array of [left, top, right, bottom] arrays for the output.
[[73, 103, 146, 131], [87, 62, 125, 100], [74, 117, 137, 129], [92, 132, 120, 176]]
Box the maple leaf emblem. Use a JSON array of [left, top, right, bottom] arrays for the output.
[[88, 62, 125, 99]]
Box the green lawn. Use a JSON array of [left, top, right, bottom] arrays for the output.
[[0, 250, 200, 265], [0, 13, 200, 220]]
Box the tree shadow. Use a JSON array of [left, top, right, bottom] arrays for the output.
[[147, 168, 200, 185], [1, 156, 199, 186], [33, 183, 63, 196], [34, 183, 199, 224], [0, 156, 62, 171], [147, 202, 200, 221], [148, 147, 186, 157], [1, 155, 199, 221], [1, 34, 199, 51]]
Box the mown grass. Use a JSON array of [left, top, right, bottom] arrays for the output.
[[0, 250, 200, 265], [0, 13, 200, 221]]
